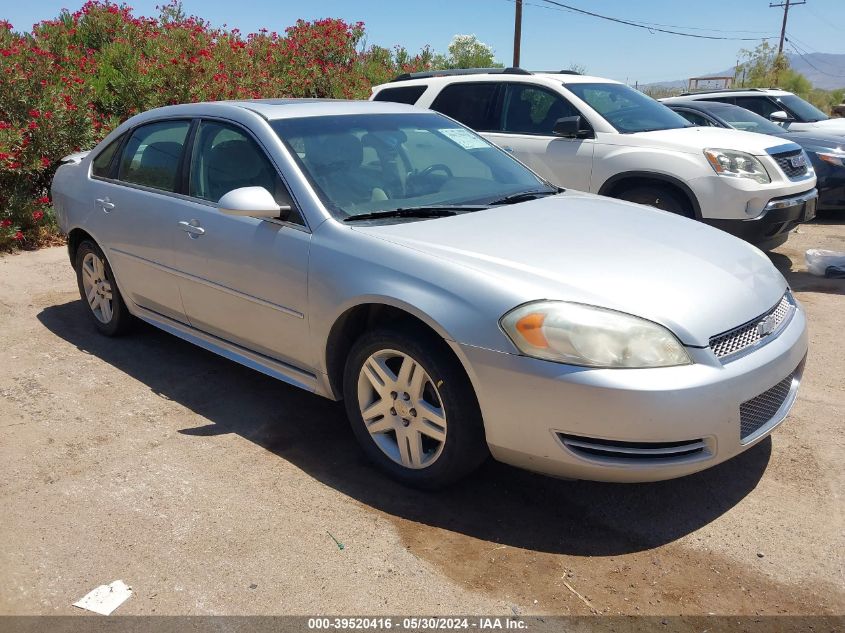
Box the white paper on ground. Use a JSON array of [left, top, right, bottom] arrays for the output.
[[73, 580, 132, 615]]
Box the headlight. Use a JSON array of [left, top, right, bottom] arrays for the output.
[[703, 148, 771, 184], [500, 301, 691, 368], [816, 150, 845, 167]]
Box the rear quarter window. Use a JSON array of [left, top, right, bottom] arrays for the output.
[[373, 85, 427, 105], [91, 134, 124, 178], [430, 83, 501, 131]]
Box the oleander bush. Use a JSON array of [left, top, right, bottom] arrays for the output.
[[0, 1, 434, 250]]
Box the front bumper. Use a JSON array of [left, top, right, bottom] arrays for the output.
[[455, 303, 808, 483], [705, 189, 817, 249]]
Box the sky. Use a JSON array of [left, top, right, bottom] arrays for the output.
[[4, 0, 845, 84]]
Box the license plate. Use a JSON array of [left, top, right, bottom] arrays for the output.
[[802, 197, 817, 222]]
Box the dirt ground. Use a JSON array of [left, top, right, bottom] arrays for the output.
[[0, 217, 843, 617]]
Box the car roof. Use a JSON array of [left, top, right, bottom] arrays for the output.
[[130, 99, 425, 123], [680, 88, 792, 97], [663, 99, 735, 110], [373, 72, 622, 90]]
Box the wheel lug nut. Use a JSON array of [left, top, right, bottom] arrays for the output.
[[402, 419, 410, 427], [390, 408, 397, 416], [409, 408, 417, 417], [390, 391, 397, 400], [402, 392, 410, 401]]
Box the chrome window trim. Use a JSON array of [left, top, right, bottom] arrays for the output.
[[89, 114, 313, 233]]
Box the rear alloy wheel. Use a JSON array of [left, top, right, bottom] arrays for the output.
[[617, 184, 694, 219], [75, 240, 131, 336], [344, 328, 488, 488]]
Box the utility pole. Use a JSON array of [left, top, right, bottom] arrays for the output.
[[513, 0, 522, 68], [769, 0, 806, 54]]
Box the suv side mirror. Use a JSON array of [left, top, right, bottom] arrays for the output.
[[769, 110, 794, 123], [217, 186, 291, 220], [553, 116, 593, 139]]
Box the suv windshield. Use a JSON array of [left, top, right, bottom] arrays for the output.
[[564, 83, 691, 134], [270, 113, 553, 220], [777, 94, 829, 122], [711, 104, 786, 134]]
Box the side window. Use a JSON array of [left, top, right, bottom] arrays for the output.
[[430, 83, 500, 131], [735, 97, 779, 118], [702, 97, 735, 105], [92, 134, 124, 178], [373, 85, 427, 105], [117, 120, 190, 192], [189, 120, 301, 223], [502, 84, 579, 135], [675, 110, 715, 127]]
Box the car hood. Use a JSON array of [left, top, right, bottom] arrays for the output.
[[354, 192, 787, 347], [612, 126, 799, 156], [782, 130, 845, 152], [796, 118, 845, 136]]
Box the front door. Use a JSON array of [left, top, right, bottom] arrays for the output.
[[169, 119, 313, 370], [483, 83, 595, 191]]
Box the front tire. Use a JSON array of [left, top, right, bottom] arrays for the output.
[[616, 184, 694, 218], [343, 327, 488, 489], [75, 240, 132, 336]]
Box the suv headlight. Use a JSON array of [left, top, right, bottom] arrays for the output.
[[703, 148, 771, 184], [500, 301, 691, 368]]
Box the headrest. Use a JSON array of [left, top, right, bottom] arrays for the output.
[[305, 133, 363, 171]]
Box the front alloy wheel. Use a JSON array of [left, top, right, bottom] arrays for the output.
[[344, 327, 488, 489], [357, 349, 448, 469]]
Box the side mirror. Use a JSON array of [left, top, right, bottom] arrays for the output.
[[553, 116, 593, 139], [769, 110, 793, 123], [217, 186, 291, 220]]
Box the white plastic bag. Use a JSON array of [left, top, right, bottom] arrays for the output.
[[805, 249, 845, 276]]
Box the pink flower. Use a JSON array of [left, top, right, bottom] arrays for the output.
[[32, 210, 44, 221], [13, 231, 24, 241]]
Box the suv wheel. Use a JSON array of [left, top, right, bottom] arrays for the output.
[[75, 240, 132, 336], [617, 184, 694, 219], [343, 327, 488, 488]]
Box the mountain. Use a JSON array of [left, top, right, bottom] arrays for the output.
[[645, 53, 845, 91]]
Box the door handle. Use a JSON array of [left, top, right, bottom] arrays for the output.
[[96, 197, 115, 211], [178, 220, 205, 237]]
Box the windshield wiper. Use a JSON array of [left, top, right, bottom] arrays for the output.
[[488, 188, 562, 205], [343, 205, 484, 222]]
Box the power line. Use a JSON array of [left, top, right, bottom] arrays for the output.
[[535, 0, 776, 41], [786, 38, 845, 78], [499, 0, 772, 35]]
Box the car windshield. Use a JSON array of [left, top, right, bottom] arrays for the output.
[[564, 82, 692, 133], [710, 104, 787, 134], [777, 94, 829, 122], [270, 113, 553, 220]]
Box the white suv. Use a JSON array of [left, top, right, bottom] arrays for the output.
[[371, 69, 818, 249], [670, 88, 845, 137]]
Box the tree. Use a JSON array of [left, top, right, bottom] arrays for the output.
[[435, 34, 502, 69]]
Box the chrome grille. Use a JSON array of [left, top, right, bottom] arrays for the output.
[[772, 149, 809, 179], [740, 370, 796, 440], [710, 294, 794, 361], [558, 434, 708, 462]]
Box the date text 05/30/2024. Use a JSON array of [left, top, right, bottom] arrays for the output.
[[307, 618, 528, 630]]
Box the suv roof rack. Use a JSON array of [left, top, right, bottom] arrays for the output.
[[533, 70, 581, 75], [390, 67, 532, 82], [679, 87, 771, 96]]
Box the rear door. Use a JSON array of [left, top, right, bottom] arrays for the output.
[[168, 118, 313, 370], [93, 119, 192, 323]]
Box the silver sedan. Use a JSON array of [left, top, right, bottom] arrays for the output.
[[51, 100, 808, 488]]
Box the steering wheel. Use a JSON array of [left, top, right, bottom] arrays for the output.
[[418, 163, 453, 179]]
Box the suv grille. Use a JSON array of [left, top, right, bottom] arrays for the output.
[[771, 149, 809, 179], [710, 293, 794, 361], [740, 368, 797, 440]]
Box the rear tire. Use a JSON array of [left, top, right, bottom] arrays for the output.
[[616, 184, 694, 219], [343, 326, 488, 489], [74, 240, 132, 336]]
